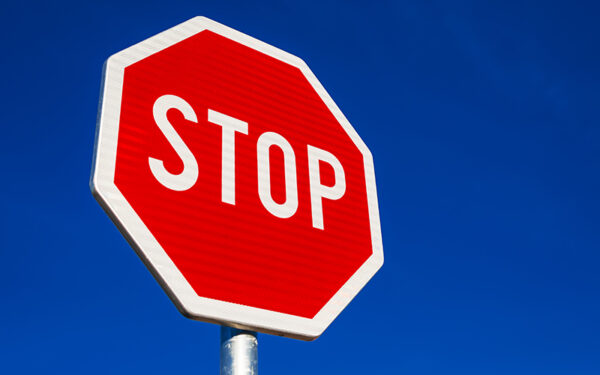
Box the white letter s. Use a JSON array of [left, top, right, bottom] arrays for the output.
[[149, 95, 198, 191]]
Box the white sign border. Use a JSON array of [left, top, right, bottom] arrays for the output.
[[90, 16, 383, 340]]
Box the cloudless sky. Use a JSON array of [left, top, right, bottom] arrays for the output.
[[1, 1, 599, 374]]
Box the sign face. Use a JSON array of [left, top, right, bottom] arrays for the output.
[[91, 17, 383, 340]]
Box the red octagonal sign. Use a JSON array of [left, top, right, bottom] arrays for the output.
[[91, 17, 383, 340]]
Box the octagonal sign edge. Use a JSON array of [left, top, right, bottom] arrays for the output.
[[90, 16, 383, 340]]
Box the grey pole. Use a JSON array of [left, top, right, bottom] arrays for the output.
[[220, 326, 258, 375]]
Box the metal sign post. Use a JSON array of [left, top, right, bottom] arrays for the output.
[[220, 326, 258, 375]]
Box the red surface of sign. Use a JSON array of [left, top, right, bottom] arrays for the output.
[[115, 30, 372, 318]]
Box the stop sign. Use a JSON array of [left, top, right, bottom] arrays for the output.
[[91, 17, 383, 340]]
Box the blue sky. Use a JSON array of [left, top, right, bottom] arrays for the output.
[[1, 1, 599, 374]]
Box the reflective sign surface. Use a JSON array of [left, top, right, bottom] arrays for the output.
[[91, 17, 383, 340]]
